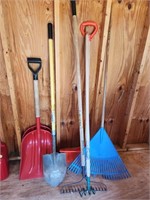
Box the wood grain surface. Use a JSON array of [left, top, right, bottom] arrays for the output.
[[127, 46, 150, 144], [0, 150, 149, 200], [0, 0, 149, 154], [0, 1, 21, 153], [0, 0, 54, 154]]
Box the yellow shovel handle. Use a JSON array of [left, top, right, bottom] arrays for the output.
[[48, 23, 56, 137]]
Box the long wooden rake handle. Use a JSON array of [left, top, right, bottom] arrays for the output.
[[70, 0, 85, 170], [101, 52, 108, 128], [80, 21, 98, 191]]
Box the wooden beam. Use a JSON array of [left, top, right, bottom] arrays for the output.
[[99, 0, 113, 87], [0, 1, 21, 153], [122, 24, 150, 148], [126, 143, 149, 151], [0, 101, 5, 142], [91, 0, 112, 129], [99, 0, 112, 72], [54, 0, 61, 148]]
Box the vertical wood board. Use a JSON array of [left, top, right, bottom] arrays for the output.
[[1, 0, 54, 130], [0, 0, 54, 154], [55, 0, 105, 148], [127, 38, 150, 144], [0, 0, 149, 154], [104, 0, 148, 143]]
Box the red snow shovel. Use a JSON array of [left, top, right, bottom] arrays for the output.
[[0, 141, 9, 180], [19, 58, 52, 180], [22, 125, 51, 139]]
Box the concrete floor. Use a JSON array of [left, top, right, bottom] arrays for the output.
[[0, 150, 149, 200]]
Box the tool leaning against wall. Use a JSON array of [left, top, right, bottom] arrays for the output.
[[68, 3, 131, 180], [19, 58, 52, 180], [42, 23, 67, 187], [60, 15, 107, 196]]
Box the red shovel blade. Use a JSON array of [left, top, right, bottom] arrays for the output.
[[22, 125, 51, 139], [19, 129, 52, 180], [0, 141, 9, 180]]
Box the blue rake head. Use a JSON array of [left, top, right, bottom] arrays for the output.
[[68, 128, 131, 180]]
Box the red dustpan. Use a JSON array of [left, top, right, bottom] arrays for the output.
[[0, 141, 9, 180], [19, 58, 52, 180]]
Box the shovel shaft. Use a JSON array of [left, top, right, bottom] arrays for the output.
[[33, 80, 40, 118], [48, 23, 56, 155], [33, 80, 41, 172], [49, 39, 56, 136], [33, 80, 41, 142], [52, 135, 56, 158], [28, 57, 42, 137]]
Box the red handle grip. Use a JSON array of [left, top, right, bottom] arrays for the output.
[[80, 21, 98, 41]]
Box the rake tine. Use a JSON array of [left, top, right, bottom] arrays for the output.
[[66, 188, 69, 193], [68, 136, 131, 180], [75, 186, 79, 192], [60, 187, 65, 194], [72, 187, 75, 192], [116, 159, 123, 172], [83, 188, 87, 196], [76, 186, 80, 192], [110, 162, 114, 172], [74, 186, 78, 192], [79, 185, 83, 192], [94, 186, 98, 191], [92, 188, 96, 195]]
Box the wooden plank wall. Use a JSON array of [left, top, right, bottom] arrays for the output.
[[0, 0, 54, 155], [104, 0, 149, 145], [0, 0, 149, 156]]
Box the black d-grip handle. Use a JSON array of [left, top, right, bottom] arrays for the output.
[[27, 57, 42, 80], [48, 23, 53, 39], [70, 0, 76, 16]]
